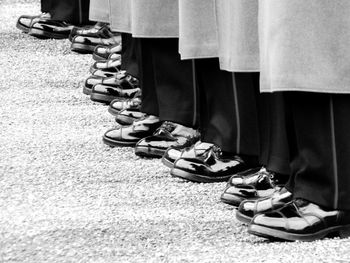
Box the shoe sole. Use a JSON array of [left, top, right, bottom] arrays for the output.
[[71, 42, 96, 54], [235, 210, 252, 224], [28, 28, 68, 39], [134, 146, 164, 158], [161, 157, 174, 168], [220, 192, 242, 207], [90, 93, 116, 104], [16, 21, 30, 33], [83, 86, 92, 95], [248, 223, 350, 242], [108, 106, 120, 116], [170, 168, 231, 183], [102, 135, 136, 147], [93, 53, 107, 61]]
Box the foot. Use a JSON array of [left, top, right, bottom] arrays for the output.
[[108, 91, 141, 116], [93, 43, 122, 61], [248, 199, 350, 242], [235, 187, 292, 224], [84, 71, 136, 95], [171, 146, 255, 183], [28, 19, 73, 39], [102, 115, 161, 147], [16, 12, 51, 33], [134, 122, 200, 158], [161, 141, 214, 168], [91, 69, 119, 78], [90, 84, 140, 104], [69, 22, 111, 42], [71, 34, 121, 53], [115, 109, 145, 126], [220, 167, 287, 207], [89, 57, 121, 74]]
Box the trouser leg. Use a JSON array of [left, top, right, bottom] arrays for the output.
[[265, 93, 291, 176], [41, 0, 52, 13], [195, 58, 260, 157], [50, 0, 91, 25], [136, 38, 158, 116], [285, 92, 350, 210], [89, 0, 109, 23], [149, 38, 196, 127], [121, 33, 139, 78]]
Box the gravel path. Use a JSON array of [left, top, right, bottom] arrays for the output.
[[1, 1, 350, 262]]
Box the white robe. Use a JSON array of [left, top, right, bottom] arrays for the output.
[[259, 0, 350, 93], [178, 0, 219, 59], [178, 0, 259, 72], [89, 0, 110, 23], [109, 0, 131, 33]]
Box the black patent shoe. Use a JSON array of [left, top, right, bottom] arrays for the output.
[[134, 122, 200, 158], [71, 34, 121, 53], [108, 91, 141, 116], [115, 109, 145, 126], [90, 57, 121, 74], [93, 43, 122, 61], [161, 141, 213, 168], [248, 199, 350, 242], [69, 22, 111, 42], [29, 20, 73, 39], [236, 187, 292, 224], [103, 115, 161, 147], [84, 71, 137, 95], [16, 12, 51, 33], [220, 167, 288, 207], [171, 147, 253, 183], [91, 69, 118, 78], [90, 84, 141, 104]]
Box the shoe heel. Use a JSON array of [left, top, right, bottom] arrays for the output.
[[339, 225, 350, 238]]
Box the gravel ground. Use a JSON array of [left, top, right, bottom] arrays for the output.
[[1, 1, 350, 263]]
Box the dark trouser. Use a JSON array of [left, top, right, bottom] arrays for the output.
[[136, 38, 196, 128], [283, 92, 350, 210], [40, 0, 91, 25], [121, 33, 139, 78], [41, 0, 51, 13], [195, 58, 260, 159], [259, 93, 291, 176]]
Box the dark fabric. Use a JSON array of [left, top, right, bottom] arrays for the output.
[[49, 0, 91, 25], [284, 92, 350, 210], [136, 38, 196, 127], [121, 33, 139, 78], [261, 93, 291, 176], [41, 0, 52, 13], [195, 58, 260, 157]]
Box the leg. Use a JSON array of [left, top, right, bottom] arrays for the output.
[[137, 38, 159, 117], [121, 33, 139, 78], [149, 38, 196, 128], [41, 0, 52, 13], [287, 92, 350, 210], [50, 0, 91, 25]]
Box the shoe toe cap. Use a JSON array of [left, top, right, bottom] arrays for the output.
[[229, 176, 244, 186], [104, 128, 121, 140], [238, 200, 256, 218]]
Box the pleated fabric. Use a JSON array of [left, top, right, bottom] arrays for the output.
[[259, 0, 350, 93], [178, 0, 219, 59], [109, 0, 179, 37], [89, 0, 110, 23], [109, 0, 131, 33], [216, 0, 259, 72], [130, 0, 179, 38], [178, 0, 259, 72]]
